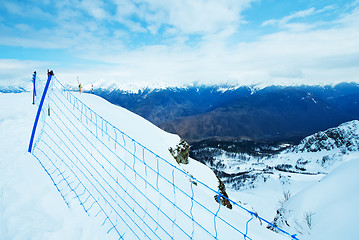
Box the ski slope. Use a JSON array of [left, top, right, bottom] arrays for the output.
[[0, 84, 287, 240]]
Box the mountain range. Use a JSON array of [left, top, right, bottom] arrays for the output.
[[93, 82, 359, 142]]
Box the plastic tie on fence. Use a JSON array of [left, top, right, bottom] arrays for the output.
[[291, 234, 299, 240]]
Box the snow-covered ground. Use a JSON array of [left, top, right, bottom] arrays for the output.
[[2, 89, 358, 239], [282, 153, 359, 239], [0, 93, 109, 240], [0, 91, 283, 239], [230, 151, 359, 240]]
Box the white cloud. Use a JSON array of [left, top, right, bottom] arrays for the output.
[[61, 3, 359, 88], [262, 8, 316, 27], [0, 59, 49, 88], [111, 0, 254, 35], [80, 0, 109, 20], [1, 0, 359, 89], [0, 0, 254, 52], [160, 1, 244, 34]]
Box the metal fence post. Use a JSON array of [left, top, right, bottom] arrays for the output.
[[32, 71, 36, 105], [28, 70, 54, 153]]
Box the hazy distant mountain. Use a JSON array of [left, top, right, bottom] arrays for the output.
[[94, 85, 253, 125], [94, 82, 359, 142]]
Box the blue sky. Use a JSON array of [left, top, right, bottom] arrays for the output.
[[1, 0, 359, 89]]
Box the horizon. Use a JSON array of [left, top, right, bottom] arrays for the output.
[[1, 0, 359, 88], [3, 78, 359, 94]]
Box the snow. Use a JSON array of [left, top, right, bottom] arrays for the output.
[[0, 93, 108, 240], [73, 92, 181, 160], [0, 91, 283, 239], [2, 67, 359, 240], [282, 155, 359, 239], [2, 84, 359, 239], [227, 153, 359, 240], [198, 120, 359, 239]]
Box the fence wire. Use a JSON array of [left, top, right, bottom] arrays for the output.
[[29, 74, 298, 240]]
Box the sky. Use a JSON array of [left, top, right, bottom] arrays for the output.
[[1, 0, 359, 90]]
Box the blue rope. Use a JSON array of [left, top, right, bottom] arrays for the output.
[[48, 96, 170, 239], [37, 132, 121, 236], [46, 105, 152, 239], [51, 80, 260, 238], [190, 181, 195, 239], [244, 213, 254, 240], [52, 88, 213, 238], [214, 194, 221, 239], [51, 85, 211, 238]]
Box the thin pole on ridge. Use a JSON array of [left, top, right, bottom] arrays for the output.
[[32, 71, 36, 105], [28, 70, 54, 153]]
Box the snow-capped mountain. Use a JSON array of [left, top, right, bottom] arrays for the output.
[[3, 79, 359, 143], [93, 82, 359, 142], [293, 120, 359, 153], [0, 85, 29, 93], [273, 120, 359, 175]]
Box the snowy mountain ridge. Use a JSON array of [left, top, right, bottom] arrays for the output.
[[194, 120, 359, 191], [89, 81, 359, 95], [273, 120, 359, 175], [3, 77, 359, 95], [292, 120, 359, 153], [95, 82, 359, 142], [0, 85, 29, 93]]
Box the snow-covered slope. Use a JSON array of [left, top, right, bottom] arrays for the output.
[[272, 120, 359, 174], [192, 120, 359, 239], [205, 120, 359, 191], [0, 93, 109, 240], [0, 91, 284, 239], [276, 153, 359, 239], [293, 120, 359, 153], [265, 121, 359, 239]]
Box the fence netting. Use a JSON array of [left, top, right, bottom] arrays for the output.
[[29, 74, 298, 240]]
